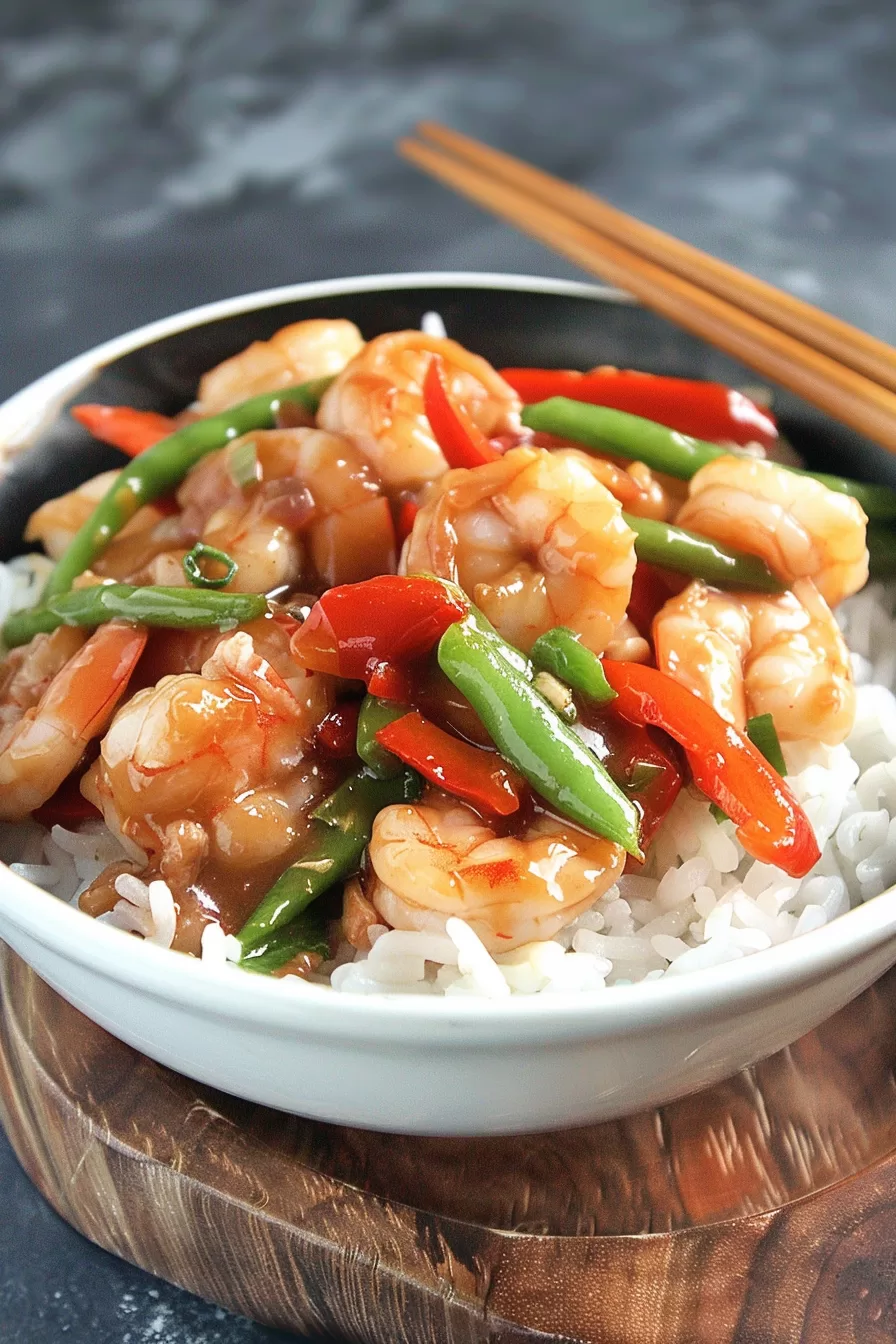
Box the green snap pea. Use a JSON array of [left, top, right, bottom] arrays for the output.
[[2, 583, 267, 648], [623, 514, 786, 592], [437, 615, 643, 859], [521, 397, 896, 521], [531, 627, 616, 703], [237, 767, 421, 955]]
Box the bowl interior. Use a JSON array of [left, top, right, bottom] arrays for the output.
[[1, 274, 893, 560]]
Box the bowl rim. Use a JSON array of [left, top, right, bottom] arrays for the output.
[[2, 268, 895, 1045]]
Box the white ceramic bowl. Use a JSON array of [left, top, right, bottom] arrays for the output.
[[2, 272, 896, 1137]]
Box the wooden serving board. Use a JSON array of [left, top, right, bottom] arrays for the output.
[[3, 944, 896, 1342]]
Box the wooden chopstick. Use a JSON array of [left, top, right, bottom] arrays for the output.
[[398, 132, 896, 455], [416, 122, 896, 398]]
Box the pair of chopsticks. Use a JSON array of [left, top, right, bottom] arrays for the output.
[[399, 123, 896, 454]]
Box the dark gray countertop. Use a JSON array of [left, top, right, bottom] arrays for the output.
[[2, 1, 896, 1339]]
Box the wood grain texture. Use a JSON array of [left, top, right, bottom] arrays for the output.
[[4, 941, 896, 1342]]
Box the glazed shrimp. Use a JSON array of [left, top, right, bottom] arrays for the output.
[[194, 319, 364, 415], [653, 578, 855, 744], [0, 623, 147, 821], [84, 631, 332, 862], [675, 456, 868, 606], [317, 331, 522, 489], [137, 428, 396, 592], [405, 445, 636, 654], [367, 790, 625, 952]]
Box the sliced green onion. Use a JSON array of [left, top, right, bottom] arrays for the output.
[[626, 762, 665, 793], [182, 542, 238, 590], [228, 438, 260, 488], [531, 626, 617, 703], [746, 712, 787, 776]]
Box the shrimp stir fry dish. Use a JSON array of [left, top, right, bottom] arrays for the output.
[[4, 319, 896, 996]]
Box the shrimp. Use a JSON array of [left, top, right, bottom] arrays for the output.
[[84, 631, 332, 861], [653, 578, 855, 744], [675, 455, 868, 606], [367, 790, 625, 952], [405, 445, 636, 654], [317, 331, 521, 490], [194, 318, 364, 415], [25, 471, 177, 578], [135, 428, 396, 593], [0, 623, 147, 821]]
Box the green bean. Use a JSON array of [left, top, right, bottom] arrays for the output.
[[2, 584, 267, 648], [746, 713, 786, 776], [530, 627, 617, 703], [868, 524, 896, 580], [623, 514, 786, 591], [437, 615, 643, 858], [238, 909, 330, 975], [521, 397, 896, 520], [41, 376, 333, 605], [237, 767, 421, 954], [356, 696, 406, 778]]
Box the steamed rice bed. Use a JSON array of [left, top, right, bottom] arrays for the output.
[[0, 315, 889, 1000]]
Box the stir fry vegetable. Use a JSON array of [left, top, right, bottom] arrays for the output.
[[289, 574, 469, 682], [5, 376, 335, 649], [423, 355, 501, 468], [522, 397, 896, 521], [501, 367, 778, 448], [356, 695, 409, 777], [239, 909, 331, 975], [602, 662, 820, 878], [375, 709, 524, 815], [237, 767, 422, 955], [623, 514, 786, 592], [72, 404, 179, 457], [3, 583, 267, 647], [530, 626, 617, 703], [182, 542, 238, 589], [438, 613, 643, 858], [745, 712, 787, 776]]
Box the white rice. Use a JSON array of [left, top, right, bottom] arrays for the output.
[[3, 551, 896, 999]]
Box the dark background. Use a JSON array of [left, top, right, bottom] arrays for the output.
[[3, 1, 896, 1339]]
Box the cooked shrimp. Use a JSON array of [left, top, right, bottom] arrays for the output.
[[675, 455, 868, 606], [367, 790, 625, 952], [195, 319, 364, 415], [0, 623, 147, 821], [653, 581, 752, 727], [84, 631, 332, 860], [136, 428, 396, 592], [25, 471, 177, 578], [531, 437, 673, 521], [318, 331, 521, 489], [742, 579, 855, 745], [405, 445, 636, 653], [653, 578, 855, 744]]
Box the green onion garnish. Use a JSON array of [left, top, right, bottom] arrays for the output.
[[182, 542, 238, 590], [746, 712, 787, 776], [228, 438, 259, 489]]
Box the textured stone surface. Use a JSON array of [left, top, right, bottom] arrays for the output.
[[2, 0, 896, 1340]]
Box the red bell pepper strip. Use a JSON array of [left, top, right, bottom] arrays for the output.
[[423, 356, 502, 469], [576, 706, 683, 849], [289, 575, 469, 683], [315, 701, 362, 758], [72, 404, 178, 457], [499, 368, 777, 449], [375, 709, 523, 816], [396, 499, 420, 545], [33, 774, 102, 829], [625, 563, 688, 637], [602, 662, 819, 878]]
